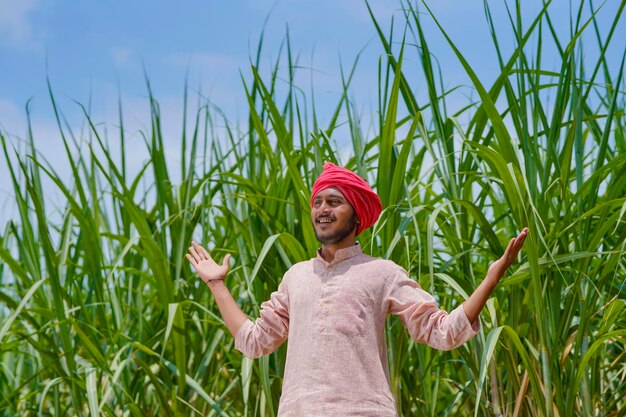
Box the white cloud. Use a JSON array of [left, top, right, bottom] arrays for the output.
[[164, 52, 244, 114], [167, 52, 240, 76], [109, 46, 137, 69], [0, 97, 63, 225], [0, 0, 43, 48], [0, 97, 27, 137]]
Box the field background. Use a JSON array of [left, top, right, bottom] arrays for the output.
[[1, 1, 625, 416]]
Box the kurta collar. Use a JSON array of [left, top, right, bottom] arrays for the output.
[[316, 242, 362, 266]]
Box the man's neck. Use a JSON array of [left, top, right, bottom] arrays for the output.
[[319, 239, 357, 263]]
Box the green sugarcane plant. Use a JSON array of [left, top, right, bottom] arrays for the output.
[[1, 0, 625, 416]]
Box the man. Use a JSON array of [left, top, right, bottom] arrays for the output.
[[186, 162, 528, 416]]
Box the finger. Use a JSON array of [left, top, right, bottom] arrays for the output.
[[518, 229, 528, 241], [185, 253, 197, 268], [199, 245, 214, 261], [188, 244, 202, 264], [222, 254, 231, 268], [503, 238, 515, 258], [192, 241, 207, 260], [512, 230, 529, 252], [507, 234, 528, 262], [509, 243, 523, 260], [515, 233, 527, 249]]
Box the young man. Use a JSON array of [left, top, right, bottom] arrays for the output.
[[186, 162, 528, 416]]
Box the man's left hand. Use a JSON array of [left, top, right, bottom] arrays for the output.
[[488, 227, 529, 280]]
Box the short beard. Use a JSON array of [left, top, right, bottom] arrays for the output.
[[314, 214, 358, 245]]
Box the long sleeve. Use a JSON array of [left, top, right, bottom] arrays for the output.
[[234, 278, 290, 359], [384, 268, 479, 351]]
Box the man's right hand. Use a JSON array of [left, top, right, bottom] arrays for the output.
[[186, 241, 246, 338], [186, 241, 231, 285]]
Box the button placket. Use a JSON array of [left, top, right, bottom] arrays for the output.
[[320, 271, 326, 309], [321, 281, 328, 306], [318, 267, 332, 329], [315, 267, 327, 332]]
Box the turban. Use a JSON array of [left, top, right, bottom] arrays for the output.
[[310, 162, 382, 236]]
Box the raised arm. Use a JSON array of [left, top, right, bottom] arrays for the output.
[[186, 241, 247, 338], [186, 241, 290, 358], [462, 228, 529, 324]]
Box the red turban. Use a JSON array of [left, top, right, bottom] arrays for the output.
[[310, 162, 382, 236]]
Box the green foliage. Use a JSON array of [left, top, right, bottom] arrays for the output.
[[1, 1, 625, 415]]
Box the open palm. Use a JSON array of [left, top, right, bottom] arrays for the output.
[[186, 241, 231, 284], [488, 227, 528, 279]]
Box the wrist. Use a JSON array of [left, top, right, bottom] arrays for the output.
[[207, 279, 227, 291]]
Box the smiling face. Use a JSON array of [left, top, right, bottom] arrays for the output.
[[311, 187, 358, 246]]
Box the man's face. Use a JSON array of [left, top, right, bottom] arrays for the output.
[[311, 187, 358, 245]]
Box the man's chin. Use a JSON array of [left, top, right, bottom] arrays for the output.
[[314, 231, 353, 246], [313, 221, 357, 245], [314, 233, 333, 245]]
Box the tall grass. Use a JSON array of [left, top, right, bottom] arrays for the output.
[[1, 1, 625, 416]]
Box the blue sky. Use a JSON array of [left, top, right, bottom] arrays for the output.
[[0, 0, 624, 217], [0, 0, 626, 136], [3, 1, 623, 136], [2, 1, 400, 134]]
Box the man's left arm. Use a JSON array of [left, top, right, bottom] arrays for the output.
[[462, 228, 529, 324]]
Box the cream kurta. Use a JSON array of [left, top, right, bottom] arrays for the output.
[[235, 243, 479, 416]]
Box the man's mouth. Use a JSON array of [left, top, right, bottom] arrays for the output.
[[317, 217, 335, 224]]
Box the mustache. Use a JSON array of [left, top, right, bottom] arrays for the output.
[[316, 214, 336, 221]]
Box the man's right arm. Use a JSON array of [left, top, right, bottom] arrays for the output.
[[186, 241, 246, 338], [186, 241, 290, 358], [206, 280, 248, 338]]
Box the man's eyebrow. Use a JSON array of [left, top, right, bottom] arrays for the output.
[[314, 193, 346, 201]]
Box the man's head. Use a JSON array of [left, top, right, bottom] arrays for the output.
[[310, 163, 382, 244], [311, 187, 359, 245]]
